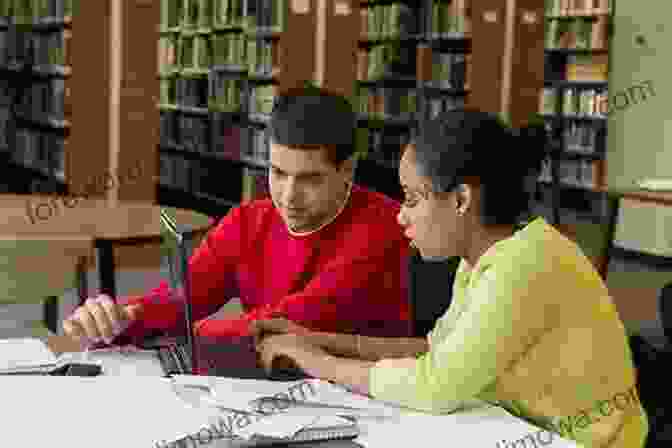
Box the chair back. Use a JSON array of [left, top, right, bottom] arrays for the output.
[[408, 251, 459, 337]]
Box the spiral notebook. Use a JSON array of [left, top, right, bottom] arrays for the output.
[[230, 415, 360, 447]]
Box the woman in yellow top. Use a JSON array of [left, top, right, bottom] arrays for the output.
[[252, 109, 648, 448]]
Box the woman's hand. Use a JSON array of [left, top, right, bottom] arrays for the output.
[[256, 333, 329, 376], [249, 318, 311, 346]]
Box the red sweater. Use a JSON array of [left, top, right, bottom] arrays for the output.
[[119, 184, 411, 342]]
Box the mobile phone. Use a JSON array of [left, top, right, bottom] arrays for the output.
[[50, 363, 103, 377]]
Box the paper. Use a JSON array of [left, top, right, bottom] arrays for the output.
[[58, 346, 164, 376], [175, 375, 317, 412], [0, 377, 222, 448], [0, 338, 58, 372], [357, 405, 580, 448]]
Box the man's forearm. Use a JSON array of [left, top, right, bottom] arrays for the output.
[[307, 332, 428, 361]]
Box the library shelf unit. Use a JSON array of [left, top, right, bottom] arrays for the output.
[[540, 0, 612, 224], [0, 2, 72, 196], [354, 0, 473, 200]]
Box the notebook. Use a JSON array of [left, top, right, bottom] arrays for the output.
[[236, 415, 360, 444]]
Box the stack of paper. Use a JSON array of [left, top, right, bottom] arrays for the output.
[[0, 376, 223, 448], [0, 338, 60, 374], [172, 376, 396, 441]]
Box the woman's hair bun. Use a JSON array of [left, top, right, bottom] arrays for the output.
[[510, 123, 549, 177]]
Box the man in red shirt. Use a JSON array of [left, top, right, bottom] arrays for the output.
[[63, 87, 411, 347]]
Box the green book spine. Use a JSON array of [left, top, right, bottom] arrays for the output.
[[247, 38, 256, 73], [431, 1, 439, 36], [389, 4, 399, 38], [160, 0, 168, 29]]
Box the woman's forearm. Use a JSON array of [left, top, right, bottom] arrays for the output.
[[307, 332, 429, 361]]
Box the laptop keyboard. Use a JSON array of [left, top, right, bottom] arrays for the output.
[[158, 343, 192, 375]]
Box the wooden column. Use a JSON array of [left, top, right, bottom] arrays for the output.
[[69, 0, 158, 205], [278, 0, 317, 93], [321, 0, 360, 98], [507, 0, 544, 127], [118, 0, 160, 203], [69, 1, 111, 198], [469, 0, 544, 126]]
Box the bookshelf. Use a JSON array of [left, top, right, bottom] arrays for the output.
[[351, 0, 544, 200], [352, 0, 472, 199], [156, 0, 326, 216], [0, 1, 72, 195], [540, 0, 612, 224]]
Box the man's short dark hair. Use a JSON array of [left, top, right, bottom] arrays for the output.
[[270, 87, 357, 166]]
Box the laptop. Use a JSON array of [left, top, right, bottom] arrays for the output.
[[153, 209, 307, 381]]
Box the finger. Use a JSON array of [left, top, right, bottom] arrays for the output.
[[74, 301, 102, 342], [261, 348, 275, 375], [121, 303, 143, 323], [62, 316, 86, 340], [249, 320, 261, 339], [259, 319, 288, 334], [85, 297, 113, 342], [97, 296, 124, 341]]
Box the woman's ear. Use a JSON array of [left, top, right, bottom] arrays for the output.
[[456, 184, 473, 216]]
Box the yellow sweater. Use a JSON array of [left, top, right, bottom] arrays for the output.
[[370, 217, 648, 447]]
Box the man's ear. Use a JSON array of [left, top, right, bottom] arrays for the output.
[[339, 156, 357, 182]]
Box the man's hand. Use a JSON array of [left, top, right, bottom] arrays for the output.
[[62, 294, 143, 345], [249, 317, 310, 346], [256, 333, 328, 376]]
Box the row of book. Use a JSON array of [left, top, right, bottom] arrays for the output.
[[242, 125, 270, 162], [158, 33, 275, 75], [160, 140, 268, 202], [159, 73, 276, 115], [360, 3, 419, 39], [540, 87, 608, 117], [160, 0, 285, 32], [161, 76, 210, 109], [429, 0, 471, 38], [0, 28, 70, 69], [241, 166, 270, 202], [545, 15, 609, 50], [208, 75, 246, 111], [429, 53, 468, 89], [563, 121, 600, 154], [425, 95, 465, 120], [170, 114, 212, 153], [0, 0, 73, 23], [13, 78, 68, 122], [357, 44, 415, 81], [0, 75, 68, 122], [545, 0, 611, 16], [247, 84, 275, 115], [4, 120, 66, 177], [160, 153, 196, 192], [356, 87, 417, 121], [539, 158, 601, 189], [565, 54, 608, 81]]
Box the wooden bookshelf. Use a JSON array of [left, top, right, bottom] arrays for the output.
[[540, 0, 612, 224], [0, 3, 73, 194]]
